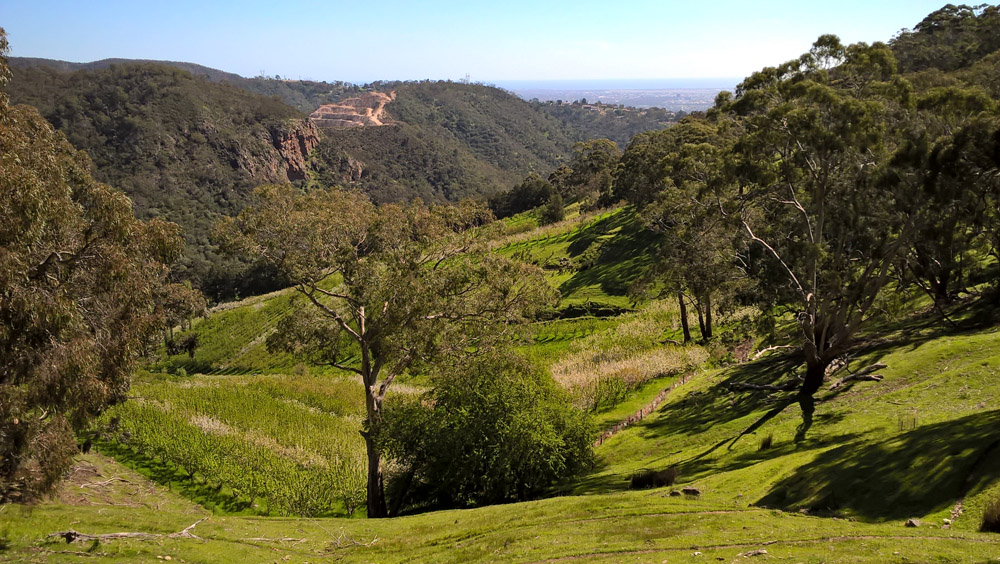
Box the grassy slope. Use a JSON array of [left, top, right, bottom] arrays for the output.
[[7, 448, 1000, 563], [7, 210, 1000, 561]]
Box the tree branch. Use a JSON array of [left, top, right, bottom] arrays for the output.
[[47, 518, 207, 544]]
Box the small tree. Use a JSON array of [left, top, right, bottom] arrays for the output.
[[540, 193, 565, 225], [217, 187, 555, 517], [567, 139, 621, 205]]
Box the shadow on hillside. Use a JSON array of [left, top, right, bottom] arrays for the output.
[[560, 210, 660, 299], [645, 353, 803, 439], [648, 293, 1000, 453], [757, 409, 1000, 520]]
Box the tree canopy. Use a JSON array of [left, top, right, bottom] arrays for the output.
[[0, 29, 184, 501]]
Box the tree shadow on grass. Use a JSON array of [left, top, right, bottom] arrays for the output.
[[560, 212, 660, 300], [642, 353, 804, 440], [96, 440, 256, 515], [757, 409, 1000, 520]]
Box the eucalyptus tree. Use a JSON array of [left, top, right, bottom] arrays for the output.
[[891, 86, 997, 307], [621, 117, 744, 342], [217, 186, 554, 517], [1, 29, 184, 500], [724, 36, 918, 438]]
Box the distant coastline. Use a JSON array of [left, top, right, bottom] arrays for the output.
[[490, 79, 735, 111]]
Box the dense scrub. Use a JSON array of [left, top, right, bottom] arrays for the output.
[[7, 63, 305, 298]]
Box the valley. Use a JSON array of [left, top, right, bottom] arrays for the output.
[[3, 3, 1000, 563]]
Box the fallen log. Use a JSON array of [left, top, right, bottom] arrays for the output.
[[47, 518, 207, 544]]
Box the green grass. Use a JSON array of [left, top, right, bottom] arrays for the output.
[[6, 451, 1000, 563], [8, 205, 1000, 561], [497, 206, 659, 310], [577, 308, 1000, 531], [97, 371, 369, 517], [6, 301, 1000, 561]]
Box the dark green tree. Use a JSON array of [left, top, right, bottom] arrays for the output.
[[725, 37, 917, 439], [566, 138, 621, 205], [635, 119, 743, 342], [377, 350, 592, 513]]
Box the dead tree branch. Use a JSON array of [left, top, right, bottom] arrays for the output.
[[828, 362, 886, 391], [47, 518, 207, 544]]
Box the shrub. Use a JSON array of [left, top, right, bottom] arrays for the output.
[[629, 467, 678, 489], [981, 496, 1000, 533], [759, 433, 774, 451], [378, 350, 593, 512]]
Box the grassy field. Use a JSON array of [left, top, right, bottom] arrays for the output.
[[5, 446, 1000, 563], [97, 371, 369, 517]]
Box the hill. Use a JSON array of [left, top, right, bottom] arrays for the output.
[[309, 81, 587, 203], [5, 213, 1000, 561], [7, 62, 317, 297], [7, 60, 671, 295], [8, 56, 363, 113]]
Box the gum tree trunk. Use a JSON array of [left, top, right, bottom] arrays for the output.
[[677, 292, 691, 343]]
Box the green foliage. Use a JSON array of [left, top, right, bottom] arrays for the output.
[[565, 138, 622, 205], [891, 4, 1000, 73], [378, 351, 593, 511], [7, 62, 307, 299], [530, 99, 674, 147], [218, 185, 557, 517], [539, 193, 566, 225], [488, 173, 554, 219], [0, 30, 183, 502], [310, 81, 583, 204]]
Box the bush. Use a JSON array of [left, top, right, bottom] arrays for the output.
[[539, 194, 566, 225], [629, 467, 678, 489], [378, 350, 593, 512], [759, 433, 774, 451], [981, 496, 1000, 533]]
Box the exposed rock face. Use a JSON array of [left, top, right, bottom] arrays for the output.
[[309, 91, 395, 129], [269, 119, 320, 181], [334, 154, 365, 181]]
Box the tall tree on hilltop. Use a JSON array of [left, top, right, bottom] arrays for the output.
[[0, 28, 184, 501], [725, 36, 918, 439], [216, 187, 555, 517]]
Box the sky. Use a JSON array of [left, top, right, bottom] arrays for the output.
[[2, 0, 951, 85]]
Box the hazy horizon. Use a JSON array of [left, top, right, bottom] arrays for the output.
[[3, 1, 951, 84]]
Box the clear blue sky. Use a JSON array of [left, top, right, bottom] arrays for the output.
[[2, 0, 951, 84]]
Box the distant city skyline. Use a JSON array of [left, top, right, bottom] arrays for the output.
[[3, 0, 951, 83]]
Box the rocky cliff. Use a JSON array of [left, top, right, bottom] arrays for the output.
[[269, 119, 320, 180]]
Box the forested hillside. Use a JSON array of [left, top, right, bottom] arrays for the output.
[[311, 81, 582, 203], [8, 63, 316, 297], [8, 61, 669, 297], [531, 99, 675, 147]]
